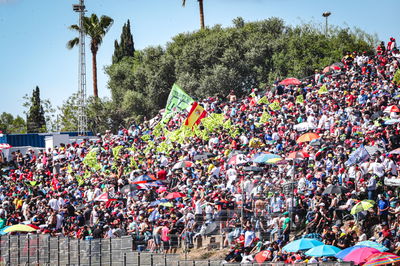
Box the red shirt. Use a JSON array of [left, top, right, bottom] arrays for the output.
[[157, 170, 167, 180]]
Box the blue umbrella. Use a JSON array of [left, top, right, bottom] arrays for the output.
[[252, 153, 281, 164], [384, 119, 400, 125], [282, 238, 324, 252], [305, 245, 342, 257], [302, 233, 323, 241], [335, 245, 368, 259], [355, 241, 389, 252]]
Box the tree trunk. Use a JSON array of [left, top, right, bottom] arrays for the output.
[[198, 0, 205, 29], [92, 50, 98, 98]]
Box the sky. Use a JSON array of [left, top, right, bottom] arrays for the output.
[[0, 0, 399, 117]]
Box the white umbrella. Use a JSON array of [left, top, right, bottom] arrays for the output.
[[294, 122, 316, 131]]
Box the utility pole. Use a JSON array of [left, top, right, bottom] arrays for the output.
[[73, 0, 88, 135], [322, 11, 331, 36]]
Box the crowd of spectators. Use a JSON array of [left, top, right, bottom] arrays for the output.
[[0, 38, 400, 263]]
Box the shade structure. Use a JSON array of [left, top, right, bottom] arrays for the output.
[[165, 192, 186, 199], [3, 224, 37, 233], [252, 153, 281, 163], [282, 238, 324, 252], [322, 184, 348, 195], [279, 78, 302, 86], [351, 200, 374, 215], [342, 247, 380, 265], [383, 105, 400, 113], [355, 241, 389, 252], [0, 143, 12, 149], [172, 161, 195, 169], [305, 245, 342, 257], [296, 133, 320, 143], [335, 246, 368, 259], [286, 150, 310, 160], [255, 250, 272, 263], [364, 252, 400, 266]]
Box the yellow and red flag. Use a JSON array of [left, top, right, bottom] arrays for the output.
[[185, 102, 207, 128]]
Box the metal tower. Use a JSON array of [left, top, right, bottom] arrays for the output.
[[73, 0, 87, 135]]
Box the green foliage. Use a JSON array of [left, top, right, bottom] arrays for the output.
[[58, 93, 79, 132], [25, 86, 47, 133], [0, 112, 26, 134], [112, 20, 135, 64], [393, 69, 400, 86], [106, 18, 375, 127]]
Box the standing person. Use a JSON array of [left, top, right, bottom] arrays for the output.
[[161, 222, 170, 253], [378, 194, 390, 224], [367, 175, 377, 201], [281, 212, 291, 243]]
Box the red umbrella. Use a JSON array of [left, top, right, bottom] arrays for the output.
[[227, 154, 248, 165], [172, 161, 195, 169], [165, 192, 186, 199], [156, 187, 167, 193], [279, 78, 301, 86], [286, 151, 310, 160], [384, 105, 400, 113], [0, 143, 12, 149]]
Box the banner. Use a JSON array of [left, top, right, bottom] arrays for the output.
[[296, 95, 304, 104], [318, 84, 328, 94], [269, 101, 281, 111], [345, 145, 370, 166], [259, 111, 271, 123], [257, 96, 269, 105], [162, 84, 194, 121]]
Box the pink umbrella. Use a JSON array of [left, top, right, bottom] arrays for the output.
[[156, 187, 167, 193], [165, 192, 186, 200], [342, 247, 380, 265], [279, 78, 301, 86], [0, 143, 12, 149]]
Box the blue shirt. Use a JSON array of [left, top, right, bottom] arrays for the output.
[[378, 199, 389, 214]]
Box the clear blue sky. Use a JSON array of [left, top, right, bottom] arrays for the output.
[[0, 0, 399, 116]]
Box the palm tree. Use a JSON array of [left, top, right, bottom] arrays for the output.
[[67, 14, 114, 99], [182, 0, 205, 29]]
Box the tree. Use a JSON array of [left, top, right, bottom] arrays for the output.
[[182, 0, 205, 30], [67, 14, 114, 98], [58, 93, 79, 132], [0, 113, 26, 134], [26, 86, 46, 133], [112, 20, 135, 64]]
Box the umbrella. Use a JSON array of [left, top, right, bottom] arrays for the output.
[[266, 157, 284, 164], [342, 247, 380, 265], [294, 122, 316, 131], [335, 246, 368, 259], [227, 154, 248, 165], [383, 105, 400, 113], [286, 150, 310, 160], [252, 153, 281, 163], [364, 252, 400, 266], [279, 78, 302, 86], [120, 184, 137, 194], [365, 146, 384, 156], [156, 187, 167, 193], [0, 143, 12, 149], [389, 148, 400, 155], [3, 224, 37, 233], [302, 233, 322, 241], [132, 175, 157, 184], [282, 238, 324, 252], [305, 245, 342, 257], [351, 200, 374, 215], [0, 226, 10, 235], [384, 119, 400, 125], [172, 161, 195, 169], [355, 241, 389, 252], [296, 133, 320, 143], [243, 166, 263, 172], [322, 184, 348, 195], [193, 152, 215, 161], [255, 250, 272, 263], [159, 202, 173, 208], [165, 192, 186, 199]]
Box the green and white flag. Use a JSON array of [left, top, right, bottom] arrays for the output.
[[162, 84, 194, 122]]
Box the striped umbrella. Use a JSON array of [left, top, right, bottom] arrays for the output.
[[355, 241, 389, 252], [364, 252, 400, 266]]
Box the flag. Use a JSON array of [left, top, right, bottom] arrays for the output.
[[249, 98, 257, 107], [296, 95, 304, 104], [51, 176, 60, 190], [259, 111, 271, 123], [185, 102, 207, 128], [257, 96, 269, 105], [345, 145, 370, 166], [269, 101, 281, 111], [318, 84, 328, 94], [162, 84, 194, 122]]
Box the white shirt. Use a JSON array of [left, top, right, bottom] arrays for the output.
[[48, 198, 60, 211]]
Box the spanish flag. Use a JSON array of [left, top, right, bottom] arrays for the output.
[[185, 102, 207, 128]]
